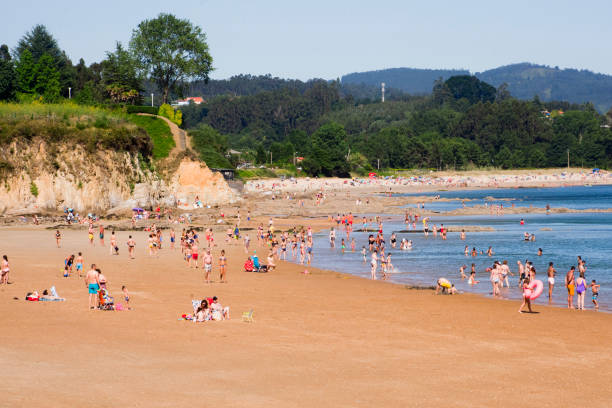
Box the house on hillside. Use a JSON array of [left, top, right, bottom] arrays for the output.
[[172, 97, 205, 107]]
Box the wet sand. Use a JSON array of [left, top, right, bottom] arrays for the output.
[[1, 226, 611, 407]]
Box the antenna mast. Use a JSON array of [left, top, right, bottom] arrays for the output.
[[381, 82, 385, 103]]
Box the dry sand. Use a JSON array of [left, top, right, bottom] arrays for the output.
[[1, 225, 611, 407]]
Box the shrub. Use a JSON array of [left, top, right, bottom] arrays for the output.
[[158, 103, 182, 126], [30, 181, 39, 197]]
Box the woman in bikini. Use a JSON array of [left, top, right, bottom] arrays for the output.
[[219, 250, 227, 282]]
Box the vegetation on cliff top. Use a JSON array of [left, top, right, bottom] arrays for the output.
[[127, 114, 174, 159]]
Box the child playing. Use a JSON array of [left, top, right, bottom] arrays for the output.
[[122, 286, 131, 310], [590, 280, 600, 310], [518, 277, 533, 313]]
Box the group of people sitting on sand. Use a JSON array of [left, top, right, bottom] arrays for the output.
[[192, 296, 230, 322], [243, 250, 276, 273]]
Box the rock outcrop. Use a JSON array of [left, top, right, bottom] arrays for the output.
[[0, 139, 238, 215]]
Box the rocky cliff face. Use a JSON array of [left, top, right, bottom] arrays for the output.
[[0, 139, 238, 215]]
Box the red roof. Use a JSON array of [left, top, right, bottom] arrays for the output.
[[186, 97, 204, 104]]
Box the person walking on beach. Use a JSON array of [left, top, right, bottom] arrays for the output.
[[219, 249, 227, 283], [55, 230, 61, 248], [518, 276, 533, 313], [547, 262, 556, 301], [1, 255, 10, 285], [99, 224, 105, 246], [127, 236, 136, 259], [203, 250, 213, 283], [565, 266, 576, 309], [85, 264, 100, 310]]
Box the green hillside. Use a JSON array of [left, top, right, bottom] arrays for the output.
[[475, 63, 612, 113]]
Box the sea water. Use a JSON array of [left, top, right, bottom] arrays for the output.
[[298, 186, 612, 311]]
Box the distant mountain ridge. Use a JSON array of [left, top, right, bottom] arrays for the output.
[[341, 64, 612, 112], [341, 68, 469, 95]]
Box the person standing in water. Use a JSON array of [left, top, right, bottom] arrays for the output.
[[547, 262, 556, 301], [575, 272, 588, 310], [565, 266, 576, 309]]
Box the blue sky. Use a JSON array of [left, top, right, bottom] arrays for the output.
[[3, 0, 611, 80]]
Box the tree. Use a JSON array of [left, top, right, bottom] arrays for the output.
[[15, 49, 36, 93], [0, 45, 15, 100], [34, 54, 61, 101], [305, 122, 350, 177], [129, 13, 213, 104], [101, 42, 142, 104], [445, 75, 496, 104], [14, 25, 75, 96]]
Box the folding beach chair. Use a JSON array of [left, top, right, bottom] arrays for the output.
[[242, 309, 254, 323]]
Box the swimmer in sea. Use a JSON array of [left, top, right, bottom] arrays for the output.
[[468, 264, 480, 285], [460, 265, 467, 280]]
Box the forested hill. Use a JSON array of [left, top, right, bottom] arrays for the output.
[[475, 63, 612, 113], [183, 74, 408, 102], [341, 68, 470, 94], [341, 64, 612, 112]]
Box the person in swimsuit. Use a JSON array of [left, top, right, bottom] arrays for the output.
[[565, 266, 576, 309], [203, 250, 213, 283], [1, 255, 10, 285], [122, 285, 131, 310], [55, 230, 61, 248], [468, 264, 480, 285], [590, 280, 600, 309], [170, 229, 176, 250], [99, 224, 105, 246], [85, 264, 100, 309], [547, 262, 556, 301], [575, 272, 587, 310], [127, 236, 136, 259], [219, 250, 227, 283], [518, 276, 533, 313], [97, 269, 107, 290], [191, 242, 199, 268], [370, 251, 378, 280], [460, 265, 467, 280]]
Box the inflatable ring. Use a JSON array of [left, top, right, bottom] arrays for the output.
[[528, 279, 544, 300], [438, 278, 451, 289]]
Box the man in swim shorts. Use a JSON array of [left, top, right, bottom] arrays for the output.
[[547, 262, 556, 300], [84, 264, 100, 310]]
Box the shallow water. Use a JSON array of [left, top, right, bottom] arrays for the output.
[[399, 185, 612, 212], [292, 186, 612, 311]]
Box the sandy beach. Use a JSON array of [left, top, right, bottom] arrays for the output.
[[1, 223, 611, 407]]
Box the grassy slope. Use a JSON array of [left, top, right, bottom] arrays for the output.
[[128, 115, 175, 159]]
